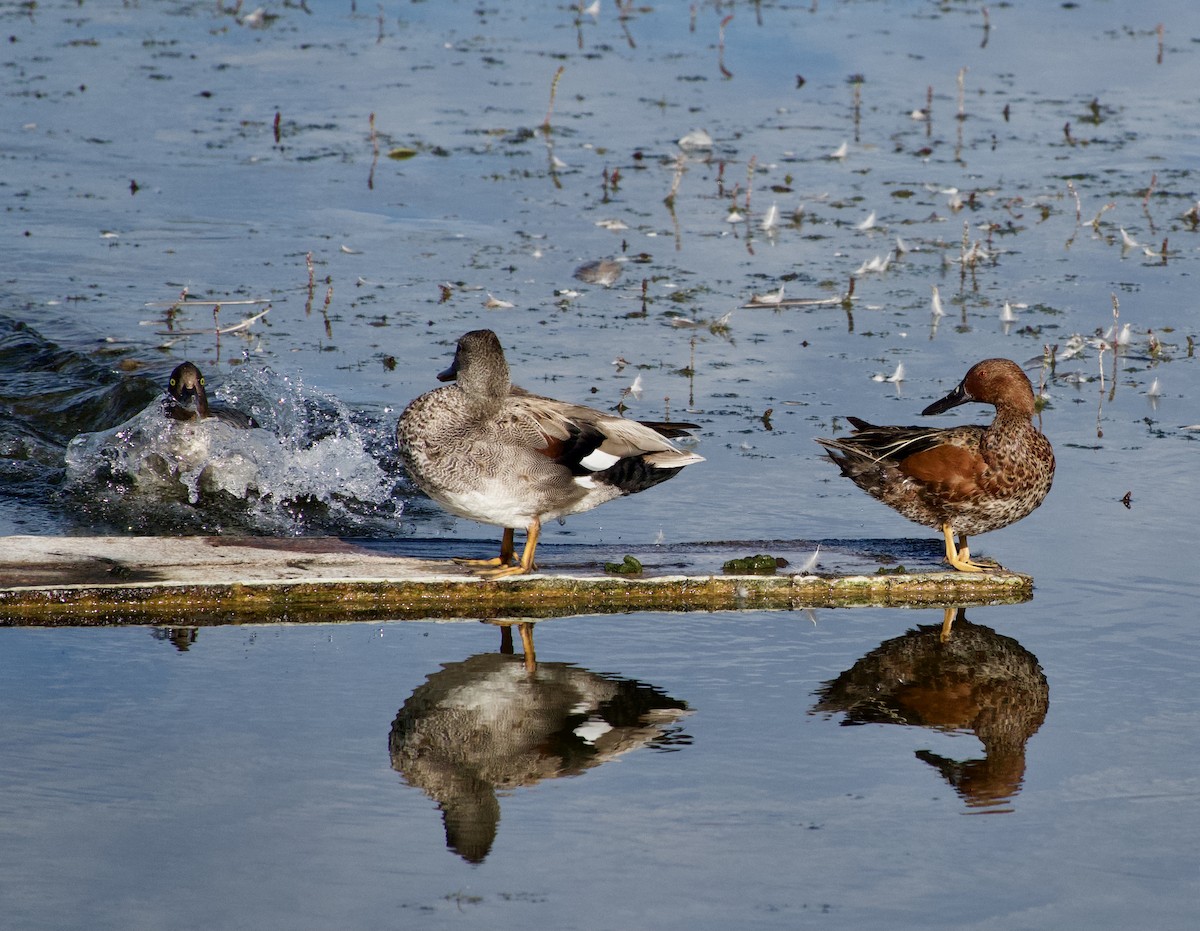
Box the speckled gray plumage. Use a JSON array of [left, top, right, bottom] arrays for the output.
[[396, 329, 702, 540]]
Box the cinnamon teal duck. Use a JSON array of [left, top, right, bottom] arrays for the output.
[[816, 358, 1054, 572], [396, 329, 704, 579], [165, 362, 257, 428]]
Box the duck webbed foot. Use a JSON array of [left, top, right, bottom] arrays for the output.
[[476, 520, 540, 580], [455, 528, 519, 568], [940, 525, 1000, 572]]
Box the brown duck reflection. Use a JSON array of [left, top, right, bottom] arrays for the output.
[[389, 622, 692, 862], [812, 608, 1048, 812]]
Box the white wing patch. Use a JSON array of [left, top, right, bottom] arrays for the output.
[[578, 449, 621, 472]]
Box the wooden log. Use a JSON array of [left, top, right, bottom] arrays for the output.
[[0, 535, 1032, 626]]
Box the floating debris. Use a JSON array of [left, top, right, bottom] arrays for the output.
[[669, 312, 732, 334], [746, 286, 785, 306], [829, 140, 849, 160], [722, 554, 788, 575], [872, 361, 905, 384], [1106, 322, 1132, 346], [678, 128, 713, 151], [604, 555, 643, 576], [574, 259, 623, 287], [855, 252, 892, 275], [931, 284, 946, 318], [484, 293, 515, 309], [796, 545, 821, 574]]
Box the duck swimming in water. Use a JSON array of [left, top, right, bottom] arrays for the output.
[[165, 362, 257, 429], [816, 358, 1054, 572], [396, 329, 704, 579]]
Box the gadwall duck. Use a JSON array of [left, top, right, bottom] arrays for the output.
[[165, 362, 257, 429], [396, 329, 704, 578], [816, 358, 1054, 572]]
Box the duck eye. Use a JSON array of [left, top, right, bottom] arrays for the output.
[[169, 378, 176, 387], [199, 377, 206, 386]]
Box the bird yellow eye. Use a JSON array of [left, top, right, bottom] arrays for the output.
[[199, 377, 205, 386], [169, 378, 176, 387]]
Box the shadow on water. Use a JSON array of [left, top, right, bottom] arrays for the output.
[[811, 607, 1048, 814], [388, 621, 692, 863]]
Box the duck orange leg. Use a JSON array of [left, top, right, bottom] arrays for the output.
[[939, 605, 966, 642], [941, 523, 984, 572], [455, 527, 517, 568], [478, 518, 541, 579], [518, 621, 536, 672]]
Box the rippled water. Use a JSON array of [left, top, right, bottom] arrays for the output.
[[3, 1, 1200, 928]]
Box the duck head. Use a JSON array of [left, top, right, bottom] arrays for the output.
[[167, 361, 210, 419], [437, 329, 511, 397], [923, 358, 1036, 417]]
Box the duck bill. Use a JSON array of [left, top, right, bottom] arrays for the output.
[[436, 344, 463, 382], [922, 381, 971, 415], [173, 389, 201, 412]]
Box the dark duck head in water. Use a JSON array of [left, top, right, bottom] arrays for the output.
[[165, 362, 257, 429]]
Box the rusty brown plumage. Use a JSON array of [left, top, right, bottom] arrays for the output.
[[816, 359, 1055, 572]]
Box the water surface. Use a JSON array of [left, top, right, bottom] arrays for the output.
[[2, 1, 1200, 928]]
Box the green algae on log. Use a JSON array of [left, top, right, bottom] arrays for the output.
[[0, 535, 1032, 626]]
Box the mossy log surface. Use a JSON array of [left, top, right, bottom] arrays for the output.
[[0, 535, 1032, 626]]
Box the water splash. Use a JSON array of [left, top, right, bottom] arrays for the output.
[[64, 364, 402, 535]]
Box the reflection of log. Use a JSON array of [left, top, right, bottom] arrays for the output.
[[389, 643, 691, 862], [812, 609, 1048, 810]]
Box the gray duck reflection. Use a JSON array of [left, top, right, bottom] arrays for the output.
[[389, 622, 691, 863], [150, 626, 199, 652], [812, 608, 1048, 812]]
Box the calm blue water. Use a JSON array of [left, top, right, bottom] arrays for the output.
[[2, 1, 1200, 928]]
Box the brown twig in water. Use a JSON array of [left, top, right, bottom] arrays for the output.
[[541, 65, 565, 133], [664, 153, 685, 207], [849, 74, 863, 142], [718, 14, 734, 79], [1090, 202, 1115, 231], [367, 113, 379, 190], [1142, 172, 1157, 207], [304, 252, 316, 316]]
